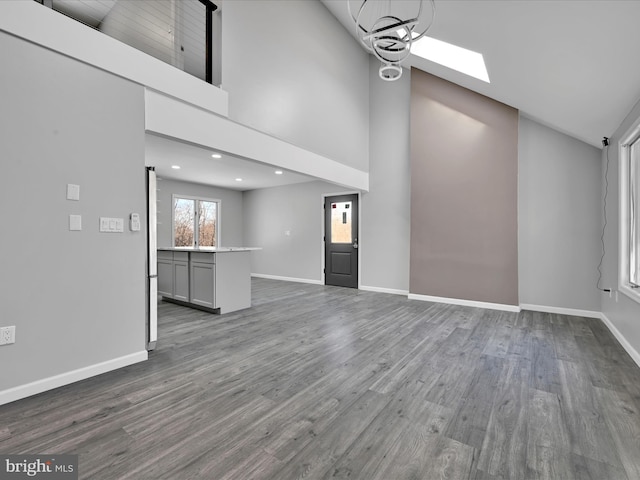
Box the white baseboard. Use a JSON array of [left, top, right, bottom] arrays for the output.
[[360, 285, 409, 296], [251, 273, 323, 285], [519, 303, 601, 319], [0, 350, 148, 407], [600, 313, 640, 369], [408, 293, 521, 312]]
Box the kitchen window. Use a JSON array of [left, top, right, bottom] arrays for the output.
[[619, 123, 640, 303], [173, 195, 220, 248]]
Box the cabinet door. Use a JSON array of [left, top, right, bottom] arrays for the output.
[[190, 262, 215, 308], [173, 261, 190, 302], [157, 259, 174, 298]]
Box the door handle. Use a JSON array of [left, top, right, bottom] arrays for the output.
[[353, 238, 358, 249]]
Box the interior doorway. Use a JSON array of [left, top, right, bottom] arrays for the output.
[[324, 194, 359, 288]]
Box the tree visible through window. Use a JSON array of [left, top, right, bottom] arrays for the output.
[[198, 200, 217, 247], [173, 196, 219, 248]]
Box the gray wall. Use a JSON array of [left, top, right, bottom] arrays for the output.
[[410, 69, 519, 306], [0, 31, 146, 390], [243, 181, 346, 282], [361, 59, 412, 292], [156, 178, 244, 248], [242, 58, 412, 291], [518, 116, 601, 311], [221, 0, 370, 172], [601, 96, 640, 356]]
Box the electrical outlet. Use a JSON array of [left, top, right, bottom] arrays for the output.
[[0, 326, 15, 345]]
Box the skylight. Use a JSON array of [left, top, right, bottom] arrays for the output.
[[410, 36, 490, 83]]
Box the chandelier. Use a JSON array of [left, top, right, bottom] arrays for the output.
[[348, 0, 436, 81]]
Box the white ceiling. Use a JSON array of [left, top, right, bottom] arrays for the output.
[[145, 134, 315, 191], [322, 0, 640, 148]]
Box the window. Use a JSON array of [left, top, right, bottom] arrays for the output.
[[330, 201, 353, 244], [173, 195, 219, 248], [619, 124, 640, 302], [630, 140, 640, 287]]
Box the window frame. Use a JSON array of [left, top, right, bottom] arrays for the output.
[[171, 194, 221, 249], [619, 120, 640, 304]]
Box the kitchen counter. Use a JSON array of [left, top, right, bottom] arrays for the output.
[[157, 247, 259, 314], [158, 247, 261, 252]]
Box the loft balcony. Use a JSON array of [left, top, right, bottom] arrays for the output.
[[34, 0, 221, 87]]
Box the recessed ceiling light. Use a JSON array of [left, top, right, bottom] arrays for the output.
[[275, 170, 283, 175], [235, 178, 243, 182], [211, 153, 222, 159], [171, 165, 181, 169], [410, 36, 490, 83]]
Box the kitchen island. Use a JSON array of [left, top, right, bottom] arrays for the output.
[[157, 247, 259, 314]]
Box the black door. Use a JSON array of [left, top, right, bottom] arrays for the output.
[[325, 194, 358, 288]]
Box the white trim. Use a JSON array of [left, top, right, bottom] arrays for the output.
[[600, 313, 640, 368], [251, 273, 323, 285], [408, 293, 521, 312], [360, 285, 409, 296], [0, 351, 148, 407], [620, 284, 640, 305], [618, 120, 640, 305], [519, 303, 601, 319]]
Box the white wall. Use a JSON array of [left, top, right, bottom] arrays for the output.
[[0, 31, 147, 400], [518, 116, 602, 313], [221, 0, 370, 172], [243, 181, 347, 283], [601, 97, 640, 362], [360, 60, 412, 293], [156, 178, 244, 248], [0, 1, 229, 118]]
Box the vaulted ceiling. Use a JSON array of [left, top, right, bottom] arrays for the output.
[[57, 0, 640, 187], [322, 0, 640, 148]]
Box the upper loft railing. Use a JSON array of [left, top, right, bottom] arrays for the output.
[[34, 0, 221, 86]]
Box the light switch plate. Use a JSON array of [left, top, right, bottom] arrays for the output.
[[66, 184, 80, 201], [69, 214, 82, 231], [100, 217, 124, 233]]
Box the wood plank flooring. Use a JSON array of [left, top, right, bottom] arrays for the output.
[[2, 278, 640, 479]]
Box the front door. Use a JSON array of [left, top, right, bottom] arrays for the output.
[[325, 194, 359, 288]]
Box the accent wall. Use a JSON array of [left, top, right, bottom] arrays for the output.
[[410, 69, 519, 306]]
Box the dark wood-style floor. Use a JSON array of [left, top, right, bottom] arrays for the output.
[[2, 278, 640, 479]]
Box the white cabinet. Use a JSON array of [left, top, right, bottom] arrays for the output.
[[173, 252, 189, 302], [215, 250, 251, 314], [157, 250, 175, 298], [157, 250, 189, 300], [189, 252, 215, 308], [157, 249, 252, 314]]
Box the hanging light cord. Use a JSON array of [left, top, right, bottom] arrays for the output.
[[597, 141, 611, 292]]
